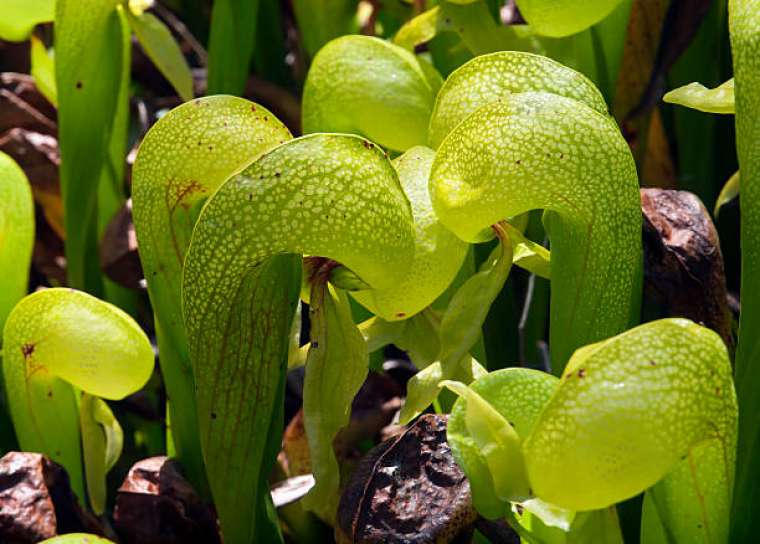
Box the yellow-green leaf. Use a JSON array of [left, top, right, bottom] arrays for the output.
[[126, 10, 194, 102], [664, 78, 735, 114]]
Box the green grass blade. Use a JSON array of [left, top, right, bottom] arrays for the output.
[[207, 0, 260, 95], [291, 0, 357, 58], [127, 10, 194, 102]]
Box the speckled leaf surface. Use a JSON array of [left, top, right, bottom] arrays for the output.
[[0, 152, 34, 333], [182, 133, 414, 539], [430, 90, 641, 369], [524, 319, 735, 519], [131, 96, 291, 488], [2, 289, 153, 499], [428, 51, 608, 149], [448, 319, 735, 541], [302, 35, 442, 151], [729, 1, 760, 539], [351, 146, 468, 320]]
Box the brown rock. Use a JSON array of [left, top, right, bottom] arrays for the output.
[[337, 414, 477, 544], [113, 456, 220, 544], [641, 188, 733, 351], [0, 451, 101, 544]]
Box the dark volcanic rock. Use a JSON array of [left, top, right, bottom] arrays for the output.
[[0, 451, 101, 543], [337, 414, 477, 544], [114, 456, 220, 544]]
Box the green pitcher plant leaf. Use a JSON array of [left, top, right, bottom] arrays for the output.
[[428, 51, 608, 150], [0, 152, 34, 334], [516, 0, 627, 38], [181, 133, 415, 540], [714, 170, 740, 218], [126, 9, 194, 102], [302, 35, 442, 152], [664, 78, 735, 114], [0, 0, 54, 42], [80, 393, 124, 514], [302, 281, 368, 522], [429, 52, 642, 371], [400, 226, 511, 423], [447, 319, 736, 542], [40, 535, 115, 544], [2, 288, 153, 500], [30, 36, 57, 107], [351, 146, 468, 320], [132, 96, 292, 492], [55, 0, 126, 293], [729, 0, 760, 540]]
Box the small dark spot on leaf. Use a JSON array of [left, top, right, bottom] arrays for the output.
[[21, 343, 35, 359], [251, 105, 257, 112], [312, 341, 319, 349], [515, 160, 521, 165], [55, 450, 61, 457], [47, 390, 53, 398], [208, 146, 213, 151], [396, 312, 406, 318], [275, 172, 281, 177], [716, 387, 721, 396], [577, 368, 586, 378], [75, 81, 83, 90], [210, 412, 217, 420], [248, 193, 253, 201], [649, 360, 657, 366]]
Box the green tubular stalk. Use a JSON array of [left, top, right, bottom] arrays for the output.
[[181, 133, 414, 540], [0, 152, 34, 332], [429, 52, 642, 371], [2, 289, 153, 502], [55, 0, 125, 293], [131, 96, 291, 492], [729, 0, 760, 539]]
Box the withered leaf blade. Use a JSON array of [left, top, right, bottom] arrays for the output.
[[628, 0, 713, 120], [100, 199, 145, 290], [337, 414, 477, 544], [641, 188, 733, 351], [113, 456, 220, 544], [0, 451, 102, 544]]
